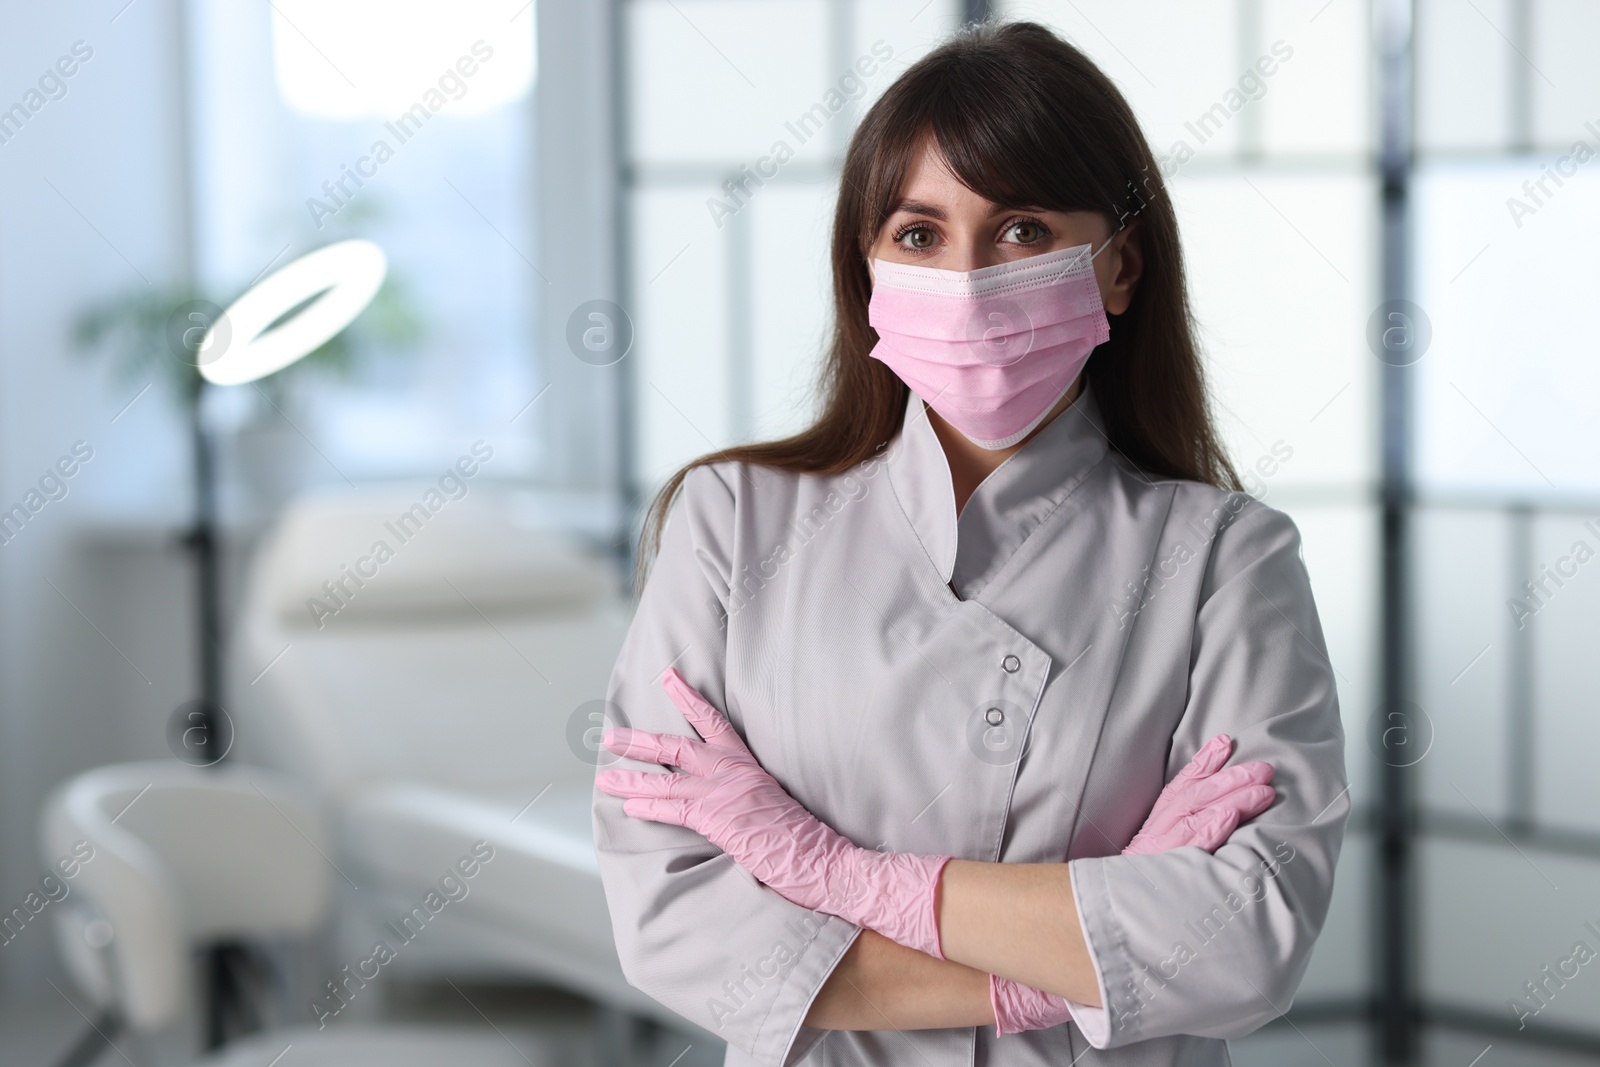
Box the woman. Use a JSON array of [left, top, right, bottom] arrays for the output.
[[591, 20, 1348, 1066]]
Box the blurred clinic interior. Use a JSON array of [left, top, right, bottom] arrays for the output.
[[1, 1, 1598, 1065]]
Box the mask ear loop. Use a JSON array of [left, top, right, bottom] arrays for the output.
[[1020, 183, 1139, 288], [1093, 175, 1149, 265], [1037, 186, 1144, 287], [1092, 166, 1163, 264], [1080, 174, 1157, 297]]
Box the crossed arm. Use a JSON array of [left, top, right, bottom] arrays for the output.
[[805, 860, 1099, 1029], [598, 671, 1275, 1037]]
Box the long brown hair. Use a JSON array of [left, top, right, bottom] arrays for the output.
[[634, 20, 1238, 592]]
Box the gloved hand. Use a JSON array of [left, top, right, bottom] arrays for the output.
[[989, 733, 1276, 1035], [596, 669, 1277, 1028], [1122, 734, 1276, 855], [596, 667, 952, 957]]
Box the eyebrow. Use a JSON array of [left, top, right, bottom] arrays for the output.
[[889, 199, 948, 220], [886, 198, 1050, 220]]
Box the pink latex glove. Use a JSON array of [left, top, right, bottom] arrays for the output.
[[990, 734, 1276, 1036], [596, 667, 952, 957], [597, 670, 1276, 1031]]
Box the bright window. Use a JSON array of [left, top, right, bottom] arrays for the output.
[[190, 0, 541, 494]]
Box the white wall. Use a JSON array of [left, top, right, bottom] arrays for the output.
[[0, 0, 194, 991]]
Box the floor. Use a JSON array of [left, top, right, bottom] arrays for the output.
[[1231, 1018, 1600, 1067], [5, 983, 1597, 1066], [0, 979, 722, 1067]]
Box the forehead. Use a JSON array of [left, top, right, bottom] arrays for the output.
[[889, 141, 1025, 220], [892, 141, 984, 207]]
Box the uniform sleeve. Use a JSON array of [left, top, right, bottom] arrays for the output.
[[592, 463, 862, 1066], [1062, 501, 1351, 1047]]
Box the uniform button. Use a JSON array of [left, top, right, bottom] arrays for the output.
[[1001, 654, 1021, 673], [984, 707, 1005, 726]]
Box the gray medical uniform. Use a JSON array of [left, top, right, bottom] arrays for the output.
[[592, 382, 1350, 1065]]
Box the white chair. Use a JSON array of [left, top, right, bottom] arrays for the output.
[[40, 760, 532, 1066], [225, 487, 678, 1027]]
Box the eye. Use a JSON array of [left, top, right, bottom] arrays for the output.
[[892, 223, 937, 252], [1003, 217, 1050, 245]]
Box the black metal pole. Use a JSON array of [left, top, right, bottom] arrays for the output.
[[195, 387, 223, 724], [182, 378, 228, 769], [1376, 1, 1416, 1062], [170, 0, 236, 1047], [180, 375, 237, 1053]]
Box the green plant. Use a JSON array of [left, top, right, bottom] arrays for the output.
[[73, 260, 426, 410]]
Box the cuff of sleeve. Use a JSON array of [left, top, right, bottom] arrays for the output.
[[927, 853, 953, 960], [760, 913, 863, 1067], [1063, 856, 1129, 1049]]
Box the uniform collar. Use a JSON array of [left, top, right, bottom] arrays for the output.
[[885, 381, 1110, 597]]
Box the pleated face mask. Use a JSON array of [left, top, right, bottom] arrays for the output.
[[866, 241, 1111, 450]]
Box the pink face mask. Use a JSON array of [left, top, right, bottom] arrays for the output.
[[867, 241, 1111, 449]]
